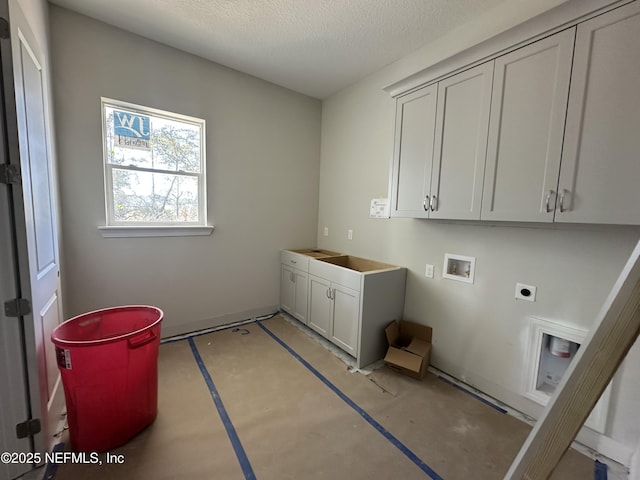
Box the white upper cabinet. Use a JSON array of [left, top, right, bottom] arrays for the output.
[[556, 1, 640, 225], [481, 28, 575, 222], [390, 84, 437, 218], [430, 62, 493, 220], [390, 3, 639, 225]]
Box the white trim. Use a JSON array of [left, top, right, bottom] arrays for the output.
[[100, 97, 207, 227], [98, 225, 214, 238]]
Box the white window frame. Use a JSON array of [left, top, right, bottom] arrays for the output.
[[99, 98, 212, 237]]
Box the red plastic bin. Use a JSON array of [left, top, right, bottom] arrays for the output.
[[51, 305, 163, 452]]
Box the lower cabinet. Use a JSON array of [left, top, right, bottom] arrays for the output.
[[280, 251, 406, 368], [307, 255, 406, 368], [308, 275, 359, 357]]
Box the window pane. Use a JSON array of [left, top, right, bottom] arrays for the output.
[[112, 168, 199, 223], [104, 105, 201, 173]]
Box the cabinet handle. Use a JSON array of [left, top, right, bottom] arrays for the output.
[[326, 288, 331, 299], [423, 196, 429, 212], [290, 260, 297, 264], [431, 195, 437, 212], [331, 288, 336, 300], [290, 272, 294, 282], [544, 190, 555, 213], [558, 189, 568, 213]]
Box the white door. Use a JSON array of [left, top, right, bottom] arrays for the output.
[[481, 29, 574, 222], [430, 62, 493, 220], [390, 84, 438, 218], [5, 0, 64, 458], [330, 284, 359, 357], [280, 264, 295, 315], [307, 275, 331, 337], [292, 269, 308, 324], [556, 2, 640, 224]]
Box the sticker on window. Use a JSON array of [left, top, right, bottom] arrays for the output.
[[113, 110, 151, 150]]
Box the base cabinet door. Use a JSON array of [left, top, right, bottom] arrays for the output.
[[556, 1, 640, 224], [308, 275, 332, 337], [280, 265, 296, 315], [330, 284, 360, 356], [308, 275, 361, 357], [292, 269, 308, 323], [280, 265, 309, 323]]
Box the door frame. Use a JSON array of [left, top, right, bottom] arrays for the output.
[[0, 0, 65, 473]]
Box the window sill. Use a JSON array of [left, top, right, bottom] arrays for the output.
[[98, 225, 214, 238]]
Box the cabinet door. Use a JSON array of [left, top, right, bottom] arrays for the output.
[[280, 265, 295, 315], [430, 62, 493, 220], [292, 269, 308, 323], [481, 29, 575, 222], [390, 84, 438, 218], [308, 275, 332, 337], [556, 2, 640, 224], [330, 284, 360, 357]]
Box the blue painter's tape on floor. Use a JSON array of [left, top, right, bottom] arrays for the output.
[[257, 321, 444, 480], [437, 376, 508, 414], [188, 337, 256, 480], [595, 459, 608, 480], [43, 442, 65, 480]]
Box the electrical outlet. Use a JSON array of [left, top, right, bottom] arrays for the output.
[[425, 264, 434, 278], [323, 227, 329, 237], [347, 229, 353, 240], [515, 283, 537, 302]]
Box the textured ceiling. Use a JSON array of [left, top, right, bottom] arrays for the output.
[[48, 0, 510, 99]]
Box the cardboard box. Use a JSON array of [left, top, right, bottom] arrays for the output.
[[384, 320, 432, 380]]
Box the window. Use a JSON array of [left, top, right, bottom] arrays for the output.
[[101, 98, 210, 236]]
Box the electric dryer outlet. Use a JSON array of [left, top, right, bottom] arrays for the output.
[[515, 283, 537, 301]]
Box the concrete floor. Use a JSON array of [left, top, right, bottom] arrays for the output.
[[49, 314, 604, 480]]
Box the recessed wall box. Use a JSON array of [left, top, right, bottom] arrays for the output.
[[524, 317, 611, 434], [443, 253, 475, 284]]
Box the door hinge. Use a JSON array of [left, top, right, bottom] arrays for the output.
[[4, 298, 31, 317], [16, 418, 41, 439], [0, 164, 21, 185]]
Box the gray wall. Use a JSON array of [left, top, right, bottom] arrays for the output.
[[49, 7, 321, 336], [318, 0, 640, 460]]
